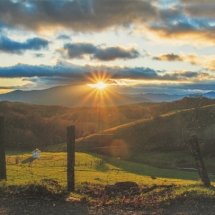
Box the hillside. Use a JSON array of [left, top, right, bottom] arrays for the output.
[[2, 96, 215, 153], [0, 101, 157, 149], [76, 101, 215, 157]]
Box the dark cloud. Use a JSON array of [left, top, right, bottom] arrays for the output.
[[64, 43, 96, 58], [0, 61, 207, 84], [57, 34, 71, 40], [62, 43, 140, 61], [152, 52, 215, 72], [1, 0, 214, 45], [143, 2, 215, 43], [33, 53, 44, 58], [112, 67, 158, 79], [0, 0, 156, 32], [162, 71, 199, 80], [180, 1, 215, 19], [93, 47, 140, 61], [0, 62, 159, 81], [0, 36, 49, 54]]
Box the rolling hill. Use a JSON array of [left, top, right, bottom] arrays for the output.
[[76, 103, 215, 157]]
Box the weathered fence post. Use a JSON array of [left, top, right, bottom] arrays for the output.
[[189, 135, 210, 187], [0, 116, 6, 180], [67, 125, 75, 192]]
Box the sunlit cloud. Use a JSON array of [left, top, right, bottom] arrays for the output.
[[152, 52, 215, 71]]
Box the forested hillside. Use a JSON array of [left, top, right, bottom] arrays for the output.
[[1, 96, 215, 150], [77, 97, 215, 156]]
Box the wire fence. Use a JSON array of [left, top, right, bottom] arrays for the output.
[[5, 152, 132, 187], [6, 153, 67, 185], [5, 149, 209, 190]]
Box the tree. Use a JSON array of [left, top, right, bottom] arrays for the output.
[[189, 93, 204, 121], [189, 135, 210, 187]]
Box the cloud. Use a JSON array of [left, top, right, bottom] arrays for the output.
[[161, 71, 206, 80], [1, 0, 214, 46], [0, 36, 49, 54], [131, 1, 215, 45], [0, 86, 16, 90], [152, 52, 215, 71], [57, 34, 71, 40], [33, 53, 44, 58], [180, 1, 215, 19], [0, 0, 156, 32], [63, 43, 97, 58], [61, 43, 140, 61], [153, 53, 182, 61], [1, 61, 215, 94], [146, 17, 215, 44], [0, 62, 158, 80], [0, 61, 213, 84], [92, 46, 140, 61]]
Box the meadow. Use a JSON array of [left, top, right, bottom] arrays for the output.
[[5, 151, 215, 187], [2, 151, 215, 213]]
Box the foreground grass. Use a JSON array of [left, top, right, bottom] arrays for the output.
[[2, 151, 215, 210], [5, 151, 215, 187], [1, 180, 215, 211]]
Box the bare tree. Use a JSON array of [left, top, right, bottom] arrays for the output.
[[189, 93, 204, 121], [189, 135, 210, 187]]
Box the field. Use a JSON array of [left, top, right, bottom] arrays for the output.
[[5, 151, 215, 187], [2, 151, 215, 214]]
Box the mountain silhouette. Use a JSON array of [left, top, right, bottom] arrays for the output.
[[0, 85, 151, 107]]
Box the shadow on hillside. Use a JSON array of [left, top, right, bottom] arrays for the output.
[[21, 157, 37, 164], [94, 160, 109, 172], [86, 152, 205, 182]]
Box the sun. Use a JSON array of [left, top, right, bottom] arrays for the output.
[[95, 81, 107, 90], [88, 81, 107, 90]]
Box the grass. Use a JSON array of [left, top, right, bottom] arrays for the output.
[[2, 151, 215, 210], [4, 151, 215, 187]]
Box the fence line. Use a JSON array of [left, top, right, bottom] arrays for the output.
[[5, 152, 129, 186]]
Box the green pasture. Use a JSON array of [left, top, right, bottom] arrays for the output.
[[5, 151, 215, 187]]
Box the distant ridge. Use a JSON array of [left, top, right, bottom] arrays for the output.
[[0, 85, 151, 107], [0, 85, 214, 106], [126, 93, 185, 102], [203, 91, 215, 98]]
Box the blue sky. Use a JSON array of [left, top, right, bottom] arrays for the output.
[[0, 0, 215, 95]]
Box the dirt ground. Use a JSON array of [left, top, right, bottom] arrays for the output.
[[1, 196, 215, 215]]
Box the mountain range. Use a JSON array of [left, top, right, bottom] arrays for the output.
[[0, 85, 215, 106]]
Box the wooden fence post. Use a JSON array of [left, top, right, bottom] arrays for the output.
[[67, 125, 75, 192], [0, 116, 6, 180], [189, 135, 210, 187]]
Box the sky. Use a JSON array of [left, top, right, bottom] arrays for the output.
[[0, 0, 215, 95]]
